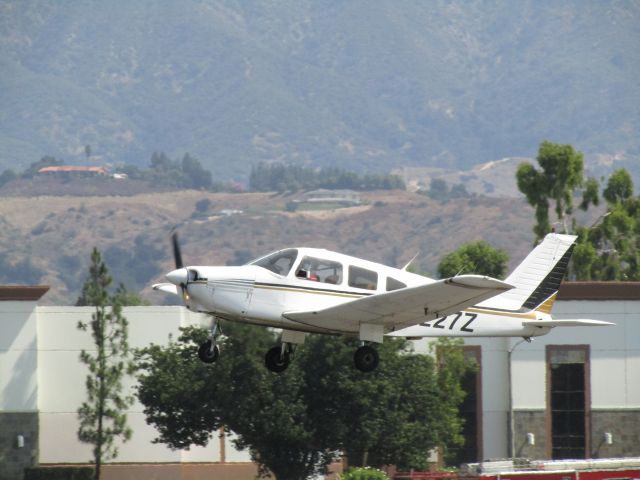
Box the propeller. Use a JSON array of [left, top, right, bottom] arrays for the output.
[[172, 231, 184, 269], [168, 231, 189, 301]]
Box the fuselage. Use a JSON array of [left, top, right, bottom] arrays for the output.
[[179, 247, 553, 339]]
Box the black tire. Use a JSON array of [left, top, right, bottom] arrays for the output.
[[198, 340, 220, 364], [354, 345, 379, 372], [265, 346, 290, 373]]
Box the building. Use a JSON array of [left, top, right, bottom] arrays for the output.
[[1, 283, 639, 479], [37, 166, 109, 177], [300, 189, 361, 206]]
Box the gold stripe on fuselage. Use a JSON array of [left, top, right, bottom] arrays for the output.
[[254, 283, 366, 299], [465, 307, 538, 319]]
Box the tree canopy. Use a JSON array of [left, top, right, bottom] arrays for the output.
[[136, 324, 469, 479], [249, 162, 405, 193], [516, 141, 591, 239], [571, 168, 640, 280], [437, 241, 509, 279]]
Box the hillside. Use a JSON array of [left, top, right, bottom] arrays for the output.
[[0, 188, 605, 305], [0, 189, 523, 304], [1, 1, 638, 179]]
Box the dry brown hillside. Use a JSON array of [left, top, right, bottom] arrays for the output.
[[0, 189, 541, 305]]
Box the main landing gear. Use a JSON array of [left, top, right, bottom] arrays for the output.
[[265, 344, 294, 373], [354, 344, 379, 372]]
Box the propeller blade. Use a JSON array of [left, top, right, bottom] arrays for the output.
[[172, 231, 184, 269]]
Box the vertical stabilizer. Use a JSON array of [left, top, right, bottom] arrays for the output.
[[478, 233, 576, 312]]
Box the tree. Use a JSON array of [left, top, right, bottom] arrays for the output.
[[181, 153, 213, 190], [136, 325, 470, 479], [427, 178, 449, 200], [603, 168, 633, 204], [0, 168, 17, 187], [137, 323, 335, 480], [516, 141, 590, 239], [571, 168, 640, 280], [298, 335, 468, 469], [437, 241, 509, 279], [21, 155, 64, 178], [76, 248, 134, 480]]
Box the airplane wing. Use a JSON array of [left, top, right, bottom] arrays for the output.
[[283, 275, 513, 334], [152, 283, 179, 295], [522, 319, 615, 327]]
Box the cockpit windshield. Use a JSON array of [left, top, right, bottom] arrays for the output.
[[251, 249, 298, 276]]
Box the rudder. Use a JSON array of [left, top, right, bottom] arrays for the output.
[[479, 233, 576, 312]]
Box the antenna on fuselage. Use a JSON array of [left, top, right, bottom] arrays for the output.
[[401, 252, 420, 271]]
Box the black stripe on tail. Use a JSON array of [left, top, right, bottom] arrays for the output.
[[521, 243, 574, 311]]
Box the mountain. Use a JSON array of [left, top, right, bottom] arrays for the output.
[[1, 1, 638, 179]]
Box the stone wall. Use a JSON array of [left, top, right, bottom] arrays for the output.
[[0, 412, 38, 480], [591, 409, 640, 458], [514, 410, 546, 459], [514, 409, 640, 459]]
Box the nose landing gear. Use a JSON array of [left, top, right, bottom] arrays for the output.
[[198, 339, 220, 363], [197, 317, 221, 364]]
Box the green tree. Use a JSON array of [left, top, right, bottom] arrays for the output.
[[76, 248, 134, 480], [181, 153, 213, 190], [571, 168, 639, 280], [21, 155, 64, 178], [427, 178, 449, 200], [0, 168, 17, 187], [136, 325, 469, 478], [603, 168, 633, 204], [516, 141, 591, 239], [437, 241, 509, 279]]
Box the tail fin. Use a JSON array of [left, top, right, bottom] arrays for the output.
[[479, 233, 577, 312]]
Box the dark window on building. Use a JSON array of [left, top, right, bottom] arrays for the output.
[[547, 346, 590, 459], [446, 346, 482, 465]]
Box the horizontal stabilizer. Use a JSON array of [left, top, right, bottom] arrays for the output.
[[522, 319, 615, 327], [152, 283, 179, 295]]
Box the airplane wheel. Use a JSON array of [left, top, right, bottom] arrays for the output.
[[198, 340, 219, 364], [265, 346, 290, 373], [354, 345, 379, 372]]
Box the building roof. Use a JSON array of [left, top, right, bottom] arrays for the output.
[[0, 285, 50, 301], [558, 281, 640, 300], [38, 166, 108, 174]]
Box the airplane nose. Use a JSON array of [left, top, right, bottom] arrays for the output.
[[167, 268, 188, 285]]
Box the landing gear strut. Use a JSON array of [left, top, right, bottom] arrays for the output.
[[265, 343, 293, 373], [354, 345, 379, 372], [197, 317, 221, 364]]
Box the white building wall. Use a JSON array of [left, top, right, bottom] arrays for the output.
[[552, 300, 640, 408], [5, 295, 639, 465], [0, 301, 38, 411], [35, 305, 249, 464], [413, 298, 640, 460]]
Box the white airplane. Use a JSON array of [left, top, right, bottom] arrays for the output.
[[153, 232, 613, 373]]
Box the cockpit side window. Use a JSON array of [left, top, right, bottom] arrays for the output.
[[348, 265, 378, 291], [296, 256, 343, 284], [251, 249, 298, 276], [386, 277, 407, 291]]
